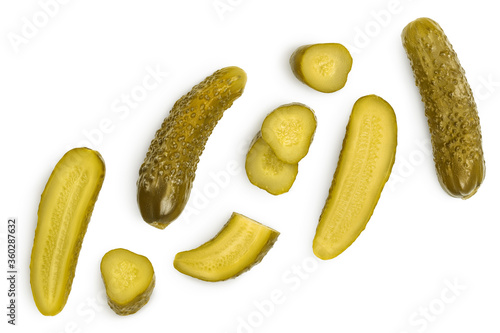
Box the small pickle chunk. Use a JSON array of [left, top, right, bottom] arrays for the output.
[[174, 213, 279, 282], [290, 43, 353, 93], [245, 134, 298, 195], [261, 103, 317, 164], [137, 66, 247, 229], [402, 18, 485, 199], [101, 249, 155, 316], [30, 148, 106, 316], [313, 95, 397, 260]]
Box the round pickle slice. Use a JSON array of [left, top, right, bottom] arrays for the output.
[[261, 103, 317, 164], [101, 248, 155, 316], [245, 134, 298, 195], [290, 43, 353, 93]]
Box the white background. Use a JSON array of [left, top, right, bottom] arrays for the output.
[[1, 0, 500, 332]]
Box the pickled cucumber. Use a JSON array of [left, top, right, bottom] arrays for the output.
[[261, 103, 317, 164], [174, 213, 279, 282], [30, 148, 105, 316], [137, 66, 247, 229], [101, 249, 155, 316], [245, 134, 298, 195], [290, 43, 352, 93], [313, 95, 397, 260], [402, 18, 485, 199]]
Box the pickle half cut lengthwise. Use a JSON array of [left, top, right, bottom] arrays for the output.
[[30, 148, 105, 316], [313, 95, 397, 260], [137, 66, 247, 229], [402, 18, 485, 199], [101, 249, 155, 316], [174, 212, 279, 282]]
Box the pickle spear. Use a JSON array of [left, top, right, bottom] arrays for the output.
[[313, 95, 397, 260], [30, 148, 105, 316], [138, 66, 247, 228], [402, 18, 485, 199], [174, 213, 279, 282]]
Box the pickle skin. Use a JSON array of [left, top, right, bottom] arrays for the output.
[[30, 148, 105, 316], [313, 95, 397, 260], [174, 212, 279, 282], [402, 18, 485, 199], [137, 66, 247, 228], [101, 249, 155, 316]]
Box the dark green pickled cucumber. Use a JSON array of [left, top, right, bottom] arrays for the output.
[[138, 67, 247, 228], [402, 18, 485, 199]]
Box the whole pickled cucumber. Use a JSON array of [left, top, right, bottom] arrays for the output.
[[138, 67, 247, 228], [402, 18, 485, 199], [30, 148, 105, 316]]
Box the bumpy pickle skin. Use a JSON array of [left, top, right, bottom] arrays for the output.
[[30, 148, 105, 316], [245, 134, 298, 195], [174, 213, 279, 282], [137, 66, 247, 229], [101, 249, 155, 316], [261, 103, 317, 164], [402, 18, 485, 199], [313, 95, 397, 260], [290, 43, 352, 93]]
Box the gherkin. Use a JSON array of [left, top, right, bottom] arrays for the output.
[[137, 66, 247, 228], [402, 18, 485, 199]]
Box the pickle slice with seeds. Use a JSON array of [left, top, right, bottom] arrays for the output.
[[290, 43, 352, 93], [261, 103, 316, 164], [101, 248, 155, 316], [245, 134, 298, 195]]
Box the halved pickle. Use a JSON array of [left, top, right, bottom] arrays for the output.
[[174, 213, 279, 282], [313, 95, 397, 260], [30, 148, 105, 316]]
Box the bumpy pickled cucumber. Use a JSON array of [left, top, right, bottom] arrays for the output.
[[138, 66, 247, 229], [101, 249, 155, 316], [30, 148, 105, 316], [290, 43, 352, 93], [245, 134, 298, 195], [174, 213, 279, 282], [261, 103, 317, 164], [402, 18, 485, 199], [313, 95, 397, 260]]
